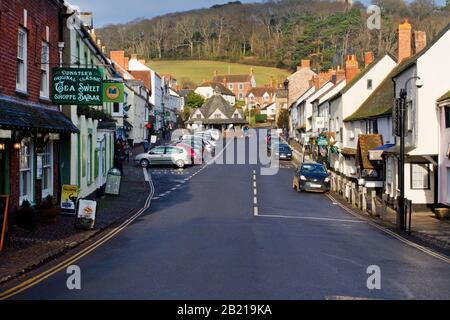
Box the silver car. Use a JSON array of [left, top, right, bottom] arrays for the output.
[[133, 146, 192, 168]]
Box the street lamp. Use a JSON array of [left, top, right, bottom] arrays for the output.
[[397, 75, 423, 231]]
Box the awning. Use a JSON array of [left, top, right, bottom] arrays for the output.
[[369, 143, 395, 161], [0, 95, 78, 133], [384, 145, 416, 155]]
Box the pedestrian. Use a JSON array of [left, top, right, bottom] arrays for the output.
[[124, 143, 131, 163]]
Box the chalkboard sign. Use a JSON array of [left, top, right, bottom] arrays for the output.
[[0, 195, 9, 252], [104, 168, 122, 196]]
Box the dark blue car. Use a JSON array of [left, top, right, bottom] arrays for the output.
[[293, 163, 330, 193]]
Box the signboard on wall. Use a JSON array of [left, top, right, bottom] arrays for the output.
[[104, 168, 122, 196], [103, 82, 125, 103], [52, 68, 103, 105]]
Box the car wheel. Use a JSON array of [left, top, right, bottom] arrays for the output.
[[140, 159, 149, 168], [175, 160, 185, 168]]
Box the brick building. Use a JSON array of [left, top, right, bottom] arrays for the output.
[[212, 70, 256, 101], [0, 0, 78, 211]]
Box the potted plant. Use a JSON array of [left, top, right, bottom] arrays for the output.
[[15, 200, 37, 231], [38, 195, 60, 223]]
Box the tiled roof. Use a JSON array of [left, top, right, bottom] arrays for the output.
[[187, 94, 247, 125], [197, 81, 235, 96], [356, 134, 383, 170], [247, 87, 276, 97], [213, 74, 252, 83], [0, 95, 78, 133], [340, 147, 357, 156]]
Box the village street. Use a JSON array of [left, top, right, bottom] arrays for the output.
[[4, 137, 450, 300]]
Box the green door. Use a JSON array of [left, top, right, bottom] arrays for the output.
[[0, 144, 10, 195]]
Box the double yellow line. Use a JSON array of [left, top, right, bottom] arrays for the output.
[[0, 169, 155, 300]]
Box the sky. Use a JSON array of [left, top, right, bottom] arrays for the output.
[[70, 0, 447, 27]]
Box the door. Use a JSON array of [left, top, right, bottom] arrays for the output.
[[149, 146, 165, 165], [97, 139, 105, 187], [0, 144, 9, 194]]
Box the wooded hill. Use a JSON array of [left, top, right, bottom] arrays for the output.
[[96, 0, 450, 72]]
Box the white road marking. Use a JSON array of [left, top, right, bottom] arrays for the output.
[[254, 197, 258, 205], [254, 206, 259, 216], [253, 181, 257, 188], [326, 194, 450, 264], [256, 214, 365, 223], [254, 189, 257, 196]]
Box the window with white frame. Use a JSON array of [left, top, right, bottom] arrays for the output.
[[411, 163, 430, 190], [40, 42, 50, 98], [16, 28, 27, 92], [20, 138, 33, 203], [43, 142, 53, 196], [406, 100, 413, 132], [386, 159, 393, 185]]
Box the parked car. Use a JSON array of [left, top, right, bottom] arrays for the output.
[[133, 146, 192, 168], [274, 144, 293, 160], [170, 142, 198, 163], [292, 162, 330, 193]]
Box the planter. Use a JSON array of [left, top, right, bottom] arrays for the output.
[[38, 206, 60, 224], [15, 207, 37, 231], [434, 208, 450, 220]]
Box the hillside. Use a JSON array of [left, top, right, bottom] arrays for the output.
[[97, 0, 450, 72], [147, 60, 290, 87]]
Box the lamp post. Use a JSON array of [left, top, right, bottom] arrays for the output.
[[397, 76, 423, 231]]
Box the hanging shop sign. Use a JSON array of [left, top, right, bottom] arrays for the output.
[[103, 82, 125, 103], [75, 199, 97, 230], [317, 137, 328, 146], [52, 68, 103, 105], [61, 185, 78, 215]]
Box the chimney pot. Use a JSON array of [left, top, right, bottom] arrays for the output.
[[131, 54, 138, 60]]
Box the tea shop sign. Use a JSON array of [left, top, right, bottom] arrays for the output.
[[52, 68, 103, 105]]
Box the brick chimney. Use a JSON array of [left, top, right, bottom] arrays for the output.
[[110, 50, 125, 68], [309, 75, 320, 89], [130, 53, 138, 60], [398, 19, 412, 62], [345, 54, 360, 82], [297, 59, 311, 71], [364, 52, 374, 67], [223, 77, 227, 86], [414, 30, 427, 54], [124, 57, 129, 71]]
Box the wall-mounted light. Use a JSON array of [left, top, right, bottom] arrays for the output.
[[0, 143, 5, 151], [13, 142, 21, 150]]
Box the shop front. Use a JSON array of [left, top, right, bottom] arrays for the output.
[[0, 96, 78, 211]]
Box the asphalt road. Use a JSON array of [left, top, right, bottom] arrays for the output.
[[7, 137, 450, 299]]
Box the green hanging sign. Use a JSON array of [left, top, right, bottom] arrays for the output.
[[103, 82, 125, 103], [52, 68, 103, 105], [317, 137, 328, 146]]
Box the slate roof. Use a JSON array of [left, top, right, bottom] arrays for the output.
[[355, 134, 383, 170], [197, 81, 235, 96], [340, 147, 357, 156], [186, 94, 247, 125], [213, 74, 253, 83], [0, 95, 78, 133]]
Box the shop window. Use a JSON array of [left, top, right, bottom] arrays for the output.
[[39, 142, 53, 197], [16, 28, 27, 93], [19, 139, 33, 203], [411, 163, 430, 190]]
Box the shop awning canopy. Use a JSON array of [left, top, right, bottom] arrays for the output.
[[369, 143, 395, 161], [0, 95, 78, 134]]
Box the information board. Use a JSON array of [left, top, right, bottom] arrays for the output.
[[75, 199, 97, 230], [104, 168, 122, 196]]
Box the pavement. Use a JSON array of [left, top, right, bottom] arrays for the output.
[[1, 134, 449, 299]]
